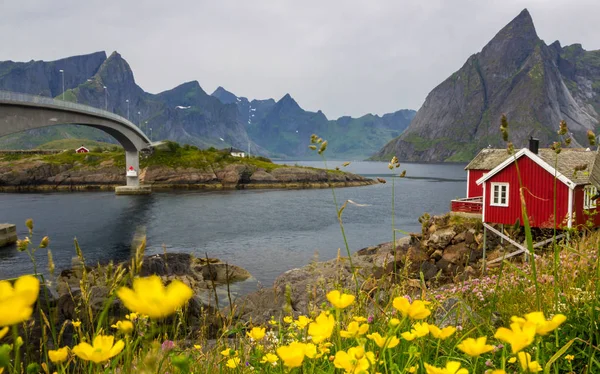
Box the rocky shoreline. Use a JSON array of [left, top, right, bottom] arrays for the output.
[[0, 157, 375, 191]]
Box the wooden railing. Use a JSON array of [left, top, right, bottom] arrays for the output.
[[451, 196, 483, 214]]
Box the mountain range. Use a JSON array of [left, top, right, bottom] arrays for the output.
[[374, 9, 600, 162], [0, 52, 414, 159]]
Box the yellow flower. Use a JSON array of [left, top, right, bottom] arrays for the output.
[[340, 321, 369, 338], [401, 322, 430, 341], [424, 361, 469, 374], [283, 316, 293, 324], [194, 344, 202, 350], [428, 324, 456, 340], [489, 371, 506, 374], [457, 337, 495, 357], [48, 347, 69, 363], [353, 316, 367, 323], [0, 327, 8, 340], [512, 312, 566, 336], [220, 348, 235, 357], [116, 275, 193, 319], [308, 312, 335, 343], [246, 327, 266, 341], [296, 315, 312, 329], [367, 332, 399, 348], [113, 320, 134, 334], [408, 365, 419, 373], [334, 346, 373, 373], [326, 290, 355, 309], [517, 352, 542, 372], [71, 320, 82, 328], [494, 321, 536, 354], [72, 335, 124, 363], [0, 275, 40, 326], [507, 357, 516, 363], [260, 353, 279, 364], [226, 357, 241, 369], [125, 312, 138, 321], [277, 341, 307, 368], [393, 296, 431, 320], [565, 354, 574, 361], [389, 318, 401, 326], [304, 343, 318, 358]]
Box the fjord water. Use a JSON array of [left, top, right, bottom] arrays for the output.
[[0, 161, 466, 287]]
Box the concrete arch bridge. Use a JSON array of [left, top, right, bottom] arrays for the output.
[[0, 91, 153, 194]]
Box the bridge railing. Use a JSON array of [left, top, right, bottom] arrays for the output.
[[0, 90, 150, 143]]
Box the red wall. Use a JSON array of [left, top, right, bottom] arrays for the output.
[[483, 157, 570, 229], [467, 170, 486, 198], [573, 186, 600, 228]]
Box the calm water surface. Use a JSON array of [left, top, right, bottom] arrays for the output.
[[0, 161, 466, 290]]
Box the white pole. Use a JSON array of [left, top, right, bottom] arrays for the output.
[[138, 111, 141, 127], [126, 99, 129, 120], [103, 86, 108, 110], [59, 70, 65, 100], [150, 127, 152, 142]]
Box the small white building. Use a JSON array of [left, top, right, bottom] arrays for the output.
[[230, 147, 246, 158]]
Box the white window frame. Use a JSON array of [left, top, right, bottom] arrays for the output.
[[490, 182, 509, 207], [584, 185, 597, 210]]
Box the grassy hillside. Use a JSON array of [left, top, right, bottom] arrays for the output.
[[35, 138, 120, 150]]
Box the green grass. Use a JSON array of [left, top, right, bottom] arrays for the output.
[[35, 139, 119, 151]]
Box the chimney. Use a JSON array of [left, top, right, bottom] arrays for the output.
[[529, 136, 539, 154]]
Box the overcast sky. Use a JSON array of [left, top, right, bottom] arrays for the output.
[[2, 0, 599, 118]]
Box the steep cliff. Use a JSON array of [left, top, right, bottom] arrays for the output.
[[374, 9, 600, 162]]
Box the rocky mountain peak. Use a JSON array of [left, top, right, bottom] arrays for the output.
[[95, 51, 136, 88], [211, 86, 238, 104], [276, 93, 302, 112]]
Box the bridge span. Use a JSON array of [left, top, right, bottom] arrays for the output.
[[0, 91, 153, 193]]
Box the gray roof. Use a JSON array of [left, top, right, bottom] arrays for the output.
[[468, 147, 597, 185]]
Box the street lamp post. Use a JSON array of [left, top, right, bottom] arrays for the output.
[[59, 70, 65, 100], [126, 99, 130, 120], [103, 86, 108, 110], [137, 111, 141, 127], [149, 127, 152, 142]]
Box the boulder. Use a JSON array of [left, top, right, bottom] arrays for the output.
[[441, 242, 470, 265], [428, 227, 456, 249]]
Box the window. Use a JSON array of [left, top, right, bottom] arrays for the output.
[[584, 185, 597, 210], [491, 183, 509, 207]]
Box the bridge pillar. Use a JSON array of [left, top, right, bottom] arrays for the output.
[[115, 150, 151, 195]]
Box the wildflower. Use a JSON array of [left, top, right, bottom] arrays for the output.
[[111, 320, 134, 334], [116, 275, 193, 318], [334, 346, 374, 373], [408, 365, 419, 373], [0, 274, 40, 326], [161, 340, 175, 352], [71, 320, 82, 328], [309, 145, 317, 150], [508, 357, 516, 363], [194, 344, 202, 350], [308, 312, 335, 343], [489, 371, 506, 374], [393, 296, 431, 320], [367, 332, 400, 348], [401, 322, 430, 341], [428, 324, 456, 340], [494, 321, 536, 353], [565, 354, 574, 361], [260, 353, 279, 365], [304, 343, 318, 358], [511, 312, 566, 336], [500, 114, 509, 142], [587, 130, 596, 146], [283, 316, 293, 324], [226, 357, 241, 369], [424, 361, 469, 374], [125, 312, 138, 321], [246, 327, 266, 341], [340, 321, 369, 338], [558, 120, 568, 136], [47, 249, 55, 275], [517, 352, 542, 373], [39, 236, 49, 248], [296, 315, 312, 329], [220, 348, 235, 357], [326, 290, 355, 309], [457, 337, 495, 357], [48, 347, 69, 363], [353, 316, 367, 323], [0, 327, 8, 340], [318, 141, 328, 154], [268, 316, 278, 326], [72, 335, 124, 363], [277, 341, 307, 368], [25, 218, 33, 233]]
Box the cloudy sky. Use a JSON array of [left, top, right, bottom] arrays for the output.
[[2, 0, 599, 118]]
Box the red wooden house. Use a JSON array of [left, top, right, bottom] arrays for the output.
[[452, 142, 599, 229], [75, 146, 89, 153]]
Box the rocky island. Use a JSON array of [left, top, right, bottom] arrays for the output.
[[0, 141, 374, 191]]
